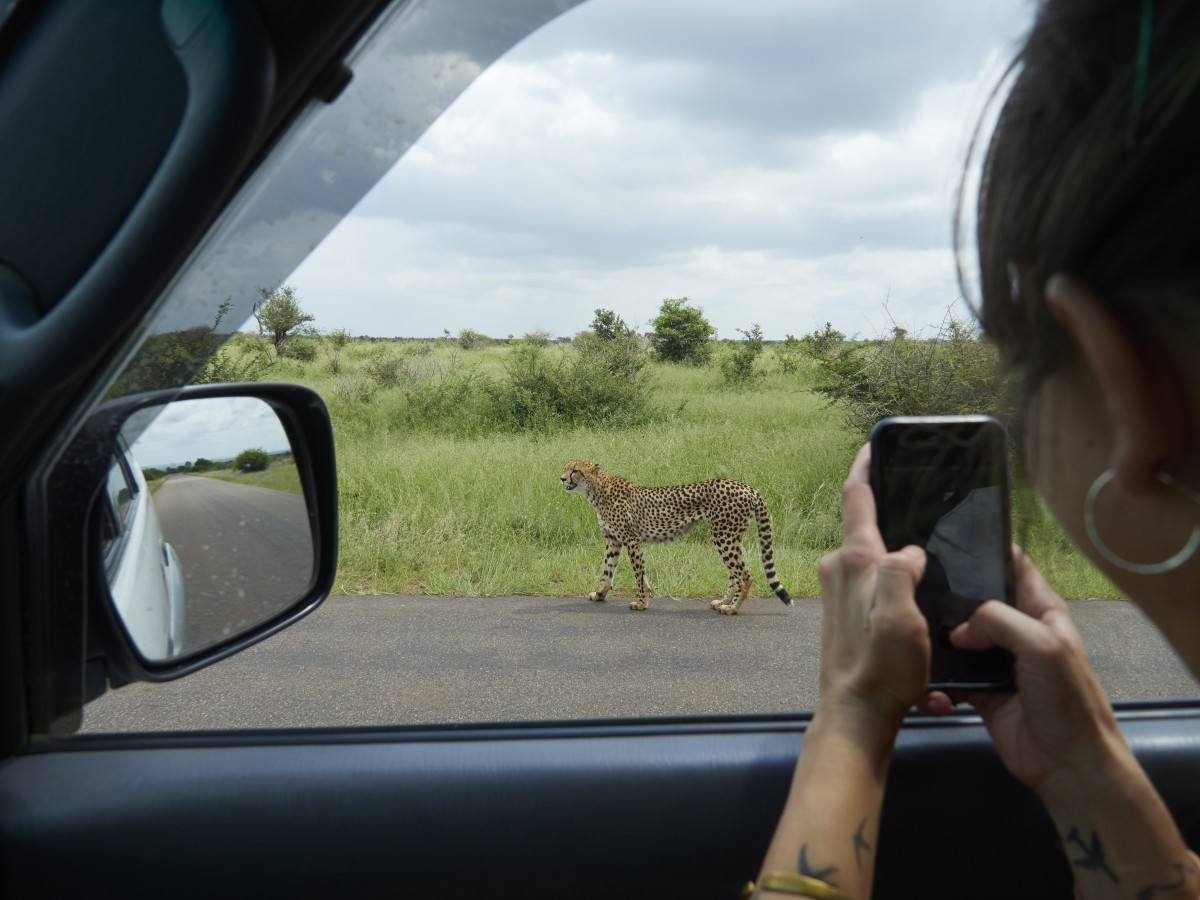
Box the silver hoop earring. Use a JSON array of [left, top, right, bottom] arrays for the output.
[[1084, 469, 1200, 575]]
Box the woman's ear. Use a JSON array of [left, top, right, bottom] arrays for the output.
[[1044, 274, 1175, 495]]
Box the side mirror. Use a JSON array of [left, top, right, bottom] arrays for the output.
[[89, 383, 336, 681]]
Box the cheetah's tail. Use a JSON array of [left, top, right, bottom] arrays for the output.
[[753, 493, 793, 607]]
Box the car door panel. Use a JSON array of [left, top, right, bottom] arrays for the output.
[[4, 711, 1200, 898]]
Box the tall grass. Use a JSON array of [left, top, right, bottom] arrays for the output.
[[219, 335, 1119, 600]]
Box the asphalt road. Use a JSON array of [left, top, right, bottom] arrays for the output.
[[154, 475, 312, 654], [79, 594, 1199, 733]]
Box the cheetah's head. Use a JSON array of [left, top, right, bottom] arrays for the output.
[[561, 460, 601, 494]]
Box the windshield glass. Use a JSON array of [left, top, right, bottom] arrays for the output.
[[84, 0, 1200, 733]]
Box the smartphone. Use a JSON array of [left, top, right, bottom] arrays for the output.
[[869, 415, 1015, 690]]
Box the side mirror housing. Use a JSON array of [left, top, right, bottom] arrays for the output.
[[33, 382, 337, 734], [88, 383, 338, 683]]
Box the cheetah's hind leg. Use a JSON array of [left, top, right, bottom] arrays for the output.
[[627, 541, 650, 610]]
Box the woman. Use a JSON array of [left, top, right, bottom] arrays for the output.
[[749, 2, 1200, 898]]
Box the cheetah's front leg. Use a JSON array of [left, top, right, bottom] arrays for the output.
[[627, 540, 650, 610], [588, 535, 622, 602]]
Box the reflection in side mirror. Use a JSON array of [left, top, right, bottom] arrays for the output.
[[105, 396, 315, 663]]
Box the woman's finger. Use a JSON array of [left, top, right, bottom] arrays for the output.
[[872, 546, 927, 613], [1010, 545, 1071, 620], [916, 691, 955, 716], [840, 444, 884, 547], [951, 598, 1053, 654]]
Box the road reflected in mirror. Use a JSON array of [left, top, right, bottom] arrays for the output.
[[105, 397, 315, 662]]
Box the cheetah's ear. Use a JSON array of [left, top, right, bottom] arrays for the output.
[[593, 463, 601, 472]]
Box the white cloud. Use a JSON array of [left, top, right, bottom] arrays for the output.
[[288, 0, 1033, 340]]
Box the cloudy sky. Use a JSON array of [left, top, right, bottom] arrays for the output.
[[126, 398, 290, 469], [286, 0, 1035, 341]]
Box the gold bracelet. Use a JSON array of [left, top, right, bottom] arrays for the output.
[[741, 872, 856, 900]]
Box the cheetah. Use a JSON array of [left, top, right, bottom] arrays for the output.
[[560, 460, 793, 615]]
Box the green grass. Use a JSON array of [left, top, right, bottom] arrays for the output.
[[223, 335, 1121, 600], [196, 459, 303, 495]]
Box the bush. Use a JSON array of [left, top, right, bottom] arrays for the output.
[[719, 323, 765, 389], [234, 448, 270, 472], [774, 333, 804, 375], [648, 297, 715, 365], [801, 322, 846, 357], [808, 307, 1011, 434], [402, 371, 483, 430], [195, 337, 273, 384], [278, 337, 318, 362], [572, 327, 650, 380], [364, 353, 404, 388], [456, 328, 491, 350], [330, 376, 376, 405], [521, 329, 552, 347], [483, 339, 654, 432]]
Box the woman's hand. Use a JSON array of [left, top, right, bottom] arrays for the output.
[[953, 549, 1198, 897], [949, 546, 1126, 799], [815, 444, 941, 732]]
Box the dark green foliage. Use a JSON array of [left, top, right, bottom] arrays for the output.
[[807, 309, 1011, 434], [648, 297, 715, 365], [234, 448, 270, 472], [719, 323, 765, 389]]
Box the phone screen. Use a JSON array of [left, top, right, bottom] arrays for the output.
[[870, 417, 1015, 688]]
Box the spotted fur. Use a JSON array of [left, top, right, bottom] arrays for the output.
[[560, 460, 793, 615]]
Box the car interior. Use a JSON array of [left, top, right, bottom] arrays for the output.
[[2, 1, 1200, 897]]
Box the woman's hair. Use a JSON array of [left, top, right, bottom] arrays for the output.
[[962, 0, 1200, 420]]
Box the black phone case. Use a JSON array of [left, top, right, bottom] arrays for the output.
[[869, 415, 1016, 691]]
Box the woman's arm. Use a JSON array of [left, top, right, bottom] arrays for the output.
[[753, 446, 936, 899], [954, 550, 1199, 900]]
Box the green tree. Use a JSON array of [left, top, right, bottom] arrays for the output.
[[254, 285, 315, 355], [648, 297, 715, 365], [234, 448, 270, 473], [590, 308, 627, 341]]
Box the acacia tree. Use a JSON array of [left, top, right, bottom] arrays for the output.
[[254, 284, 315, 355], [648, 297, 715, 364]]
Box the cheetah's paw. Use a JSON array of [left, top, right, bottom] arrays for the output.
[[717, 603, 739, 615], [629, 599, 648, 611], [588, 592, 606, 602]]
